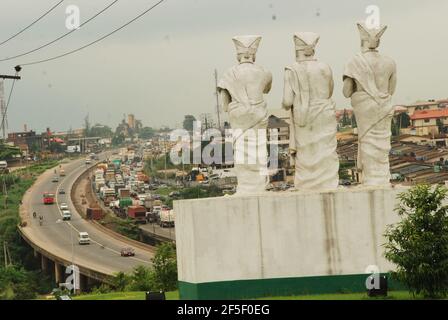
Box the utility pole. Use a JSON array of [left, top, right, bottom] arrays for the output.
[[214, 69, 221, 130], [3, 241, 12, 267], [0, 68, 21, 140]]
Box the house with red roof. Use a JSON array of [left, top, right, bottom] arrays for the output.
[[410, 108, 448, 136]]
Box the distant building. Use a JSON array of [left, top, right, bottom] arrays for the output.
[[399, 99, 448, 116], [410, 109, 448, 136], [128, 114, 135, 129], [267, 114, 290, 148], [7, 130, 43, 154]]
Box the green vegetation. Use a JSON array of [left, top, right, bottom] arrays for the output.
[[100, 215, 141, 241], [71, 290, 426, 301], [338, 161, 354, 181], [138, 127, 155, 140], [74, 291, 179, 300], [385, 185, 448, 299], [145, 154, 178, 177], [87, 124, 114, 138], [161, 185, 224, 208], [112, 133, 125, 146], [183, 115, 196, 132], [0, 160, 58, 300], [88, 243, 178, 295], [0, 143, 21, 160], [260, 291, 421, 300]]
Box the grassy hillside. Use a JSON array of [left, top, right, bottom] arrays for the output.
[[74, 291, 179, 300], [71, 290, 425, 300]]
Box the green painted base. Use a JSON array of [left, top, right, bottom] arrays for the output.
[[179, 274, 404, 300]]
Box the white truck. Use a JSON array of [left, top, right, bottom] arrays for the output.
[[78, 232, 90, 245], [159, 209, 175, 228]]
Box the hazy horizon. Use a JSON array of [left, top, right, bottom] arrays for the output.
[[1, 0, 448, 133]]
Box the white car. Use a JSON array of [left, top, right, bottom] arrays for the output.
[[59, 203, 69, 210], [62, 210, 71, 221], [78, 232, 90, 245]]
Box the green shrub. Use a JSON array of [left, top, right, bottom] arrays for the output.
[[385, 185, 448, 299]]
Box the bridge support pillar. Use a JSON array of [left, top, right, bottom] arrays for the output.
[[79, 273, 88, 293], [40, 255, 49, 273], [55, 263, 64, 286]]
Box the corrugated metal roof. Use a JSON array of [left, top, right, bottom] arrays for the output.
[[410, 108, 448, 120]]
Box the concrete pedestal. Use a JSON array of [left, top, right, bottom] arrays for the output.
[[174, 185, 407, 299]]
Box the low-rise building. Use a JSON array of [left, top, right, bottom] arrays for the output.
[[410, 108, 448, 136]]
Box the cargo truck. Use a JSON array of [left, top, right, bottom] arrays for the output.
[[118, 188, 131, 198], [86, 207, 103, 220], [159, 209, 175, 228], [127, 206, 147, 224]]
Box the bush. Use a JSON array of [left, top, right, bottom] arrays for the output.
[[151, 243, 177, 292], [90, 283, 113, 295], [0, 266, 39, 300], [0, 160, 59, 300], [384, 185, 448, 299], [110, 272, 132, 292], [112, 218, 141, 240], [127, 265, 155, 292], [109, 243, 178, 293]]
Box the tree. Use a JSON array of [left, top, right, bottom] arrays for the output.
[[48, 142, 64, 154], [384, 185, 448, 299], [110, 271, 131, 291], [396, 112, 410, 129], [341, 109, 350, 127], [88, 124, 113, 138], [183, 115, 196, 132], [0, 266, 38, 300], [0, 143, 21, 160], [112, 133, 125, 146], [391, 120, 400, 137], [139, 127, 155, 140], [129, 265, 154, 291], [351, 113, 357, 128], [437, 118, 445, 134], [151, 243, 177, 292]]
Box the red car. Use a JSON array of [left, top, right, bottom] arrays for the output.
[[120, 247, 135, 257]]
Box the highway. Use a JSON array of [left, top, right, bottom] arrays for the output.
[[20, 154, 154, 277]]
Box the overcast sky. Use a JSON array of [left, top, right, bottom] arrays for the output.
[[0, 0, 447, 133]]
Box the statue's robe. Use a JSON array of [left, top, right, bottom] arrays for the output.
[[218, 65, 270, 194], [285, 62, 339, 190], [344, 53, 393, 186]]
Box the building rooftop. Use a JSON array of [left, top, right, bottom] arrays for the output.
[[410, 108, 448, 120], [404, 99, 448, 108]]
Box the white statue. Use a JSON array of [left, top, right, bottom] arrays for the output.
[[282, 32, 339, 190], [218, 35, 272, 195], [343, 23, 397, 186]]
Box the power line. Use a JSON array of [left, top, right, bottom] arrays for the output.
[[19, 0, 166, 67], [0, 0, 120, 62], [0, 0, 65, 47]]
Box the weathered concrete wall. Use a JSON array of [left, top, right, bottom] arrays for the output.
[[175, 186, 407, 285]]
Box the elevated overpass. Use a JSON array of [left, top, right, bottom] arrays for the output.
[[19, 153, 154, 291]]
